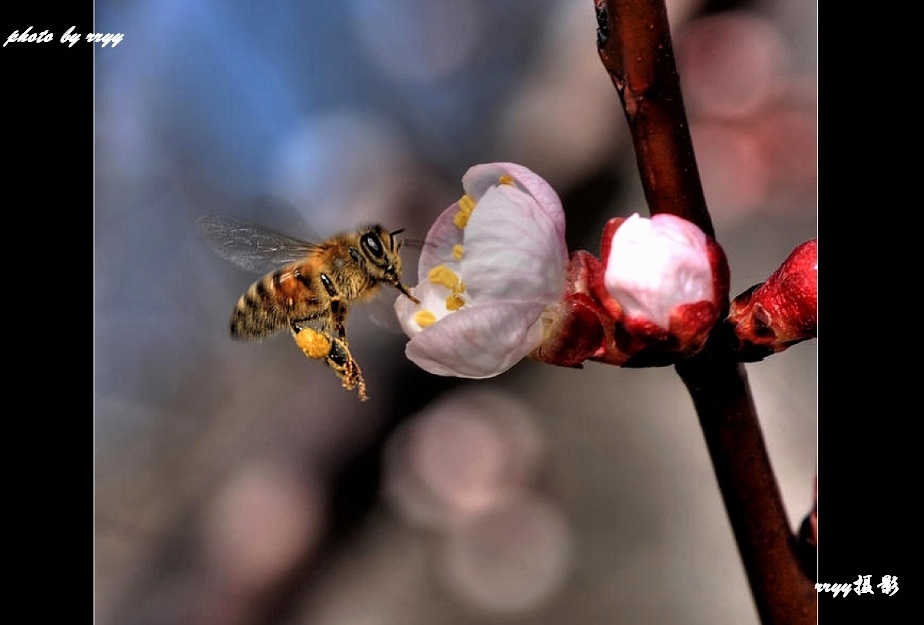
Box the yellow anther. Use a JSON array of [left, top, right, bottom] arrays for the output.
[[428, 264, 462, 291], [459, 194, 476, 213], [453, 211, 469, 229], [454, 194, 476, 229], [452, 244, 464, 260], [414, 310, 437, 328], [498, 174, 515, 185], [445, 293, 466, 311]]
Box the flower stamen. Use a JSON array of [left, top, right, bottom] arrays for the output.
[[414, 310, 437, 328], [393, 162, 569, 379], [454, 194, 476, 229], [445, 293, 466, 311], [428, 264, 463, 291]]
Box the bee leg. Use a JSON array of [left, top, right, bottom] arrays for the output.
[[291, 322, 368, 401], [292, 323, 333, 360], [326, 337, 368, 401], [329, 298, 349, 340]]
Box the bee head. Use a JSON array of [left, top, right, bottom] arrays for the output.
[[360, 225, 419, 304]]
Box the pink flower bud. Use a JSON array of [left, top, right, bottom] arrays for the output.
[[728, 238, 817, 360], [596, 213, 729, 362]]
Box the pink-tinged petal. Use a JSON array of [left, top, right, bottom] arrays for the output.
[[395, 162, 570, 378], [592, 213, 728, 362], [405, 301, 547, 378], [462, 162, 567, 256], [463, 185, 566, 304], [418, 201, 465, 276], [395, 281, 452, 336], [604, 213, 714, 329]]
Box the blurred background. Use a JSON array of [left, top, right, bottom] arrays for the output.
[[94, 0, 816, 623]]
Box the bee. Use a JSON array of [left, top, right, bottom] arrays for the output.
[[198, 214, 419, 401]]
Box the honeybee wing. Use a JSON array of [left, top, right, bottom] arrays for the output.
[[198, 214, 317, 274]]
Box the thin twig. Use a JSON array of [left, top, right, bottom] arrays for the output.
[[594, 1, 816, 623], [594, 0, 713, 237], [677, 354, 817, 624]]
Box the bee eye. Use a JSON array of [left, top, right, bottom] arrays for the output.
[[361, 232, 384, 259]]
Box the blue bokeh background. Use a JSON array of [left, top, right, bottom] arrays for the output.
[[94, 2, 817, 624]]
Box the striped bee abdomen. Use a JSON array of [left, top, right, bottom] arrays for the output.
[[230, 266, 321, 339]]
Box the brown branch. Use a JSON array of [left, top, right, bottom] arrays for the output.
[[595, 1, 816, 623], [677, 354, 817, 624], [595, 0, 713, 238]]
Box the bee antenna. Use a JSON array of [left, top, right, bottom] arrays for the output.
[[390, 228, 406, 236]]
